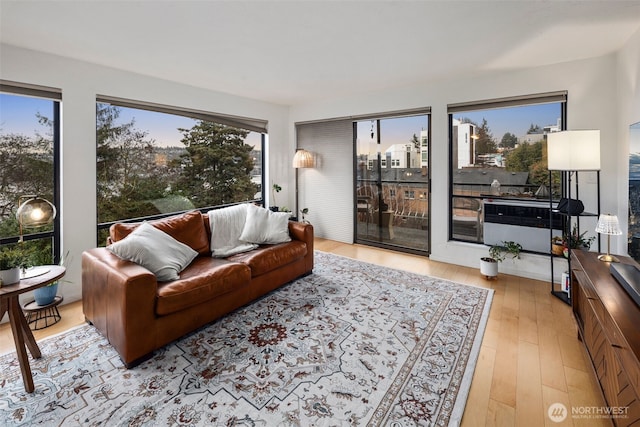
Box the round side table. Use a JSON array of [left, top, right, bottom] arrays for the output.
[[23, 295, 64, 330]]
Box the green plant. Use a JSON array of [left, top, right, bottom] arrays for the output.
[[0, 244, 31, 270], [300, 207, 309, 222], [564, 224, 596, 249], [271, 183, 282, 207], [488, 241, 522, 263]]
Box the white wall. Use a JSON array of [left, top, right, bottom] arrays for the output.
[[3, 35, 638, 293], [0, 44, 290, 304], [290, 53, 625, 282]]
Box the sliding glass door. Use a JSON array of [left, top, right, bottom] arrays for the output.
[[355, 114, 430, 254]]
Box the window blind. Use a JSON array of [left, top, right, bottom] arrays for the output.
[[96, 95, 268, 133], [448, 91, 567, 113], [0, 80, 62, 100]]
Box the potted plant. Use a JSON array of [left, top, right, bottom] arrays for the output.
[[270, 183, 282, 212], [480, 241, 522, 279], [31, 249, 71, 305], [565, 224, 596, 250], [0, 244, 31, 286], [551, 235, 565, 256], [300, 207, 309, 223]]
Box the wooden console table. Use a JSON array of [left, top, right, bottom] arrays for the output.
[[0, 266, 65, 392], [571, 251, 640, 426]]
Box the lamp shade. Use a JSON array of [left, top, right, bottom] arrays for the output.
[[16, 196, 57, 227], [595, 214, 622, 236], [547, 130, 600, 171], [292, 149, 314, 168]]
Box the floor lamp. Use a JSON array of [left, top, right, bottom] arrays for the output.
[[293, 149, 314, 220]]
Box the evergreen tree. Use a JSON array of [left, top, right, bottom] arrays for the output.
[[500, 132, 518, 149], [475, 118, 497, 155], [176, 121, 257, 206]]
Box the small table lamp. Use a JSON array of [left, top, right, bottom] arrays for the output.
[[595, 214, 622, 262], [16, 195, 57, 242]]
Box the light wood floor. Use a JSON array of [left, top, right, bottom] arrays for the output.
[[0, 238, 608, 426]]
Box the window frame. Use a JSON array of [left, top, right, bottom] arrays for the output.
[[94, 96, 267, 243], [0, 80, 61, 263], [447, 91, 567, 244]]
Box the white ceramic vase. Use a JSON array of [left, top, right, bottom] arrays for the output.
[[0, 267, 21, 286]]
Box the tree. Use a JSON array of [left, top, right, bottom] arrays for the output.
[[527, 123, 542, 134], [96, 104, 174, 222], [176, 121, 257, 206], [500, 132, 518, 149], [475, 118, 497, 155]]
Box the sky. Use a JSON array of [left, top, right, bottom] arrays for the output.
[[0, 93, 262, 148], [2, 93, 559, 152]]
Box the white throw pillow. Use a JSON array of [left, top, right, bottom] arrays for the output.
[[240, 204, 291, 244], [107, 221, 198, 281]]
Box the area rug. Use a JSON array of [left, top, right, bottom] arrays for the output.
[[0, 251, 493, 426]]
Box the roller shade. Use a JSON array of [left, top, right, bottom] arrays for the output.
[[0, 80, 62, 100], [97, 95, 268, 133], [448, 91, 567, 113]]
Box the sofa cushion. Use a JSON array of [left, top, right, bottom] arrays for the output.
[[110, 210, 210, 255], [239, 203, 291, 244], [227, 240, 307, 277], [155, 257, 251, 316], [107, 222, 198, 282]]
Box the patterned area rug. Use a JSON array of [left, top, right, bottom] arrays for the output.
[[0, 251, 493, 426]]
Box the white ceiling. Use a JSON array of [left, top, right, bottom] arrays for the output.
[[2, 1, 640, 105]]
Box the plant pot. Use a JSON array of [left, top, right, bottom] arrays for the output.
[[480, 257, 498, 279], [34, 282, 58, 306], [551, 243, 565, 256], [0, 267, 21, 286]]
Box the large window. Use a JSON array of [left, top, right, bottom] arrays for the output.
[[448, 92, 566, 244], [0, 82, 61, 264], [96, 97, 265, 245], [355, 112, 430, 254]]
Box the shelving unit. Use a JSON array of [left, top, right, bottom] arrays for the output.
[[548, 170, 601, 305]]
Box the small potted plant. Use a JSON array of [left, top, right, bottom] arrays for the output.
[[270, 183, 282, 212], [300, 207, 309, 223], [30, 249, 71, 305], [565, 224, 596, 250], [551, 236, 565, 256], [481, 241, 522, 279], [0, 244, 31, 286]]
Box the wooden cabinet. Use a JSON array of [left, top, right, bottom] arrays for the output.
[[571, 250, 640, 426]]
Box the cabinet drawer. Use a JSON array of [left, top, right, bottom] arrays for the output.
[[612, 341, 640, 398]]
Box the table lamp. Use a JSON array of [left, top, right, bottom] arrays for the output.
[[595, 214, 622, 262], [16, 195, 57, 242]]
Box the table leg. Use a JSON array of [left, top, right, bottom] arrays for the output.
[[15, 301, 41, 358], [0, 298, 7, 323], [7, 296, 37, 393]]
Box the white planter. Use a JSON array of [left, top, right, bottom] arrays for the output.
[[480, 257, 498, 279], [0, 267, 21, 286]]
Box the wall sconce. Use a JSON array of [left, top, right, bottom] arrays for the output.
[[16, 195, 57, 242], [547, 130, 601, 171], [595, 214, 622, 262]]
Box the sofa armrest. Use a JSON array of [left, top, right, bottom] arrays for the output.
[[82, 248, 158, 365], [288, 221, 314, 272]]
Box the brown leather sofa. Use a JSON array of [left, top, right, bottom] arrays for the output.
[[82, 210, 314, 367]]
